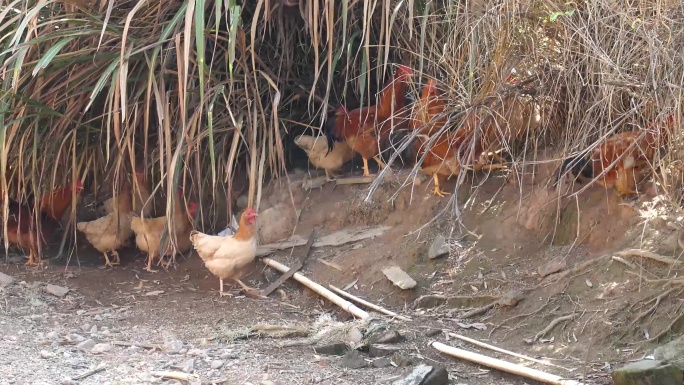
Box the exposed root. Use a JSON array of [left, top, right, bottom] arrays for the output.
[[531, 313, 577, 343], [462, 302, 496, 319], [611, 256, 637, 270], [615, 249, 682, 266], [539, 256, 608, 288], [643, 312, 684, 343], [489, 299, 554, 339], [629, 286, 681, 327]]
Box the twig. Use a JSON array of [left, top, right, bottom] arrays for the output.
[[644, 312, 684, 343], [615, 249, 682, 266], [329, 285, 412, 321], [447, 332, 571, 371], [611, 256, 637, 270], [108, 340, 163, 350], [462, 302, 496, 318], [533, 313, 576, 342], [261, 257, 369, 319], [335, 176, 375, 185], [432, 342, 584, 385], [317, 259, 343, 270], [541, 256, 607, 287], [629, 287, 679, 327], [150, 371, 194, 382], [73, 364, 106, 380]]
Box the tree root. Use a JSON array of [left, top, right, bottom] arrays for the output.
[[530, 313, 577, 343]]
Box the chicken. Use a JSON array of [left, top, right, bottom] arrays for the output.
[[294, 134, 355, 181], [411, 78, 476, 197], [190, 208, 260, 297], [2, 180, 84, 266], [98, 164, 152, 217], [130, 188, 198, 272], [556, 114, 675, 196], [324, 65, 412, 177], [77, 184, 133, 267]]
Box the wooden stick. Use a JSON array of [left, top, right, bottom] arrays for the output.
[[256, 226, 390, 256], [73, 364, 106, 380], [329, 285, 412, 321], [335, 176, 375, 185], [261, 257, 369, 319], [446, 333, 569, 371], [432, 342, 584, 385], [150, 371, 193, 382]]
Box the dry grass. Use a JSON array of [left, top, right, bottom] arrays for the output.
[[0, 0, 683, 255]]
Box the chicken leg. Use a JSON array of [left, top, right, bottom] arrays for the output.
[[362, 158, 374, 177], [111, 250, 121, 265], [235, 279, 266, 299], [432, 174, 451, 197], [102, 251, 117, 268], [25, 248, 43, 267], [145, 254, 158, 273], [218, 279, 233, 297]]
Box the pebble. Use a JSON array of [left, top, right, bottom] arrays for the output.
[[30, 314, 44, 322], [220, 351, 238, 359], [179, 358, 195, 373], [187, 348, 207, 357], [81, 323, 93, 333], [68, 333, 86, 343], [46, 331, 59, 340], [211, 360, 224, 369], [90, 325, 98, 334], [77, 339, 96, 351], [164, 339, 184, 354], [428, 234, 450, 259], [45, 284, 70, 297], [94, 315, 103, 321], [39, 350, 52, 359], [91, 343, 113, 354], [60, 378, 74, 385]]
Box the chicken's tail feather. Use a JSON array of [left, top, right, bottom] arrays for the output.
[[323, 114, 340, 155], [554, 153, 593, 187]]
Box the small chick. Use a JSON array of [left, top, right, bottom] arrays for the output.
[[294, 134, 355, 181]]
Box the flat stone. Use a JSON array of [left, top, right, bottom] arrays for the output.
[[428, 235, 450, 259], [368, 344, 402, 358], [382, 266, 417, 290], [91, 343, 112, 354], [0, 272, 14, 286], [77, 339, 96, 351], [339, 350, 367, 369], [369, 331, 404, 344], [210, 360, 224, 369], [654, 335, 684, 370], [391, 353, 414, 367], [314, 343, 349, 356], [392, 364, 449, 385], [612, 359, 682, 385], [45, 284, 69, 297], [372, 357, 393, 368]]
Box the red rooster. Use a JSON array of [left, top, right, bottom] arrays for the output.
[[3, 180, 84, 266], [324, 65, 413, 177]]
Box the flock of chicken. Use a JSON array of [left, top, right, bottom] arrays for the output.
[[295, 65, 676, 198], [1, 167, 260, 297]]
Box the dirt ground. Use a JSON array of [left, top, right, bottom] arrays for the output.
[[2, 155, 683, 385]]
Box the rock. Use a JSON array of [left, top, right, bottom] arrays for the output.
[[497, 290, 525, 307], [30, 314, 44, 322], [0, 272, 14, 287], [178, 358, 195, 373], [60, 378, 74, 385], [46, 331, 59, 340], [392, 364, 449, 385], [424, 329, 441, 337], [89, 325, 98, 334], [91, 343, 112, 354], [210, 360, 224, 369], [369, 331, 404, 344], [347, 327, 364, 343], [187, 348, 207, 357], [382, 266, 417, 290], [428, 235, 450, 259], [611, 360, 682, 385], [339, 350, 368, 369], [372, 357, 394, 368], [654, 335, 684, 370], [164, 339, 184, 354], [77, 339, 96, 351], [537, 257, 567, 278], [81, 323, 93, 333], [391, 353, 414, 367], [257, 203, 299, 244], [45, 284, 69, 297], [314, 343, 349, 356], [68, 333, 86, 343], [40, 350, 53, 359], [369, 344, 402, 358]]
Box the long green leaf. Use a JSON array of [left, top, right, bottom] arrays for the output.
[[31, 36, 76, 76]]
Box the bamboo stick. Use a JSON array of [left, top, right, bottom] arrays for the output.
[[261, 257, 370, 319], [446, 333, 569, 371], [432, 342, 584, 385], [329, 285, 412, 321]]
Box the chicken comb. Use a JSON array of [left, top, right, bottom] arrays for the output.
[[396, 64, 413, 76]]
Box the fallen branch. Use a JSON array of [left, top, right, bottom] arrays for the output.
[[150, 371, 195, 382], [335, 176, 375, 185], [611, 256, 637, 270], [329, 285, 412, 321], [533, 313, 576, 343], [447, 333, 570, 371], [432, 342, 584, 385], [262, 257, 369, 319], [462, 302, 496, 318], [108, 340, 163, 350], [615, 249, 682, 266], [73, 364, 106, 380], [257, 226, 390, 256]]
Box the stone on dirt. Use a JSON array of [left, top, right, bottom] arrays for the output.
[[45, 284, 69, 297], [369, 344, 402, 357], [382, 266, 417, 290], [0, 271, 14, 286], [611, 359, 682, 385], [314, 343, 349, 356], [91, 343, 112, 354], [654, 335, 684, 370], [369, 330, 405, 344], [428, 235, 450, 259], [339, 350, 368, 369], [77, 339, 96, 351], [372, 357, 393, 368], [392, 364, 448, 385], [537, 257, 567, 278]]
